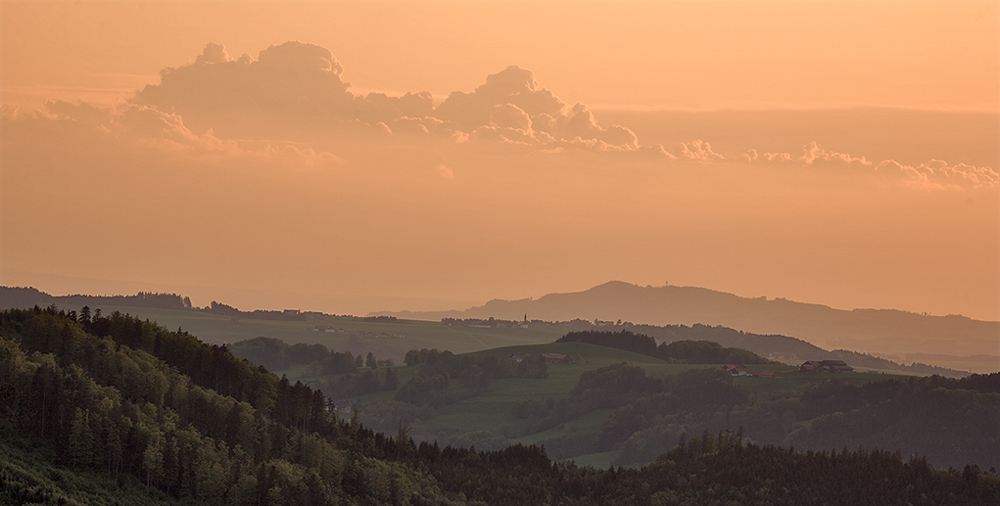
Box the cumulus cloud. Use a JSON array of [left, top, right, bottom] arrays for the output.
[[132, 45, 656, 154], [133, 41, 356, 136], [799, 141, 871, 167], [876, 159, 999, 190], [739, 148, 762, 163], [490, 103, 532, 131], [737, 142, 870, 168], [357, 92, 434, 125], [435, 65, 563, 131], [680, 139, 724, 162], [761, 152, 793, 163], [194, 42, 231, 65], [40, 99, 224, 154], [433, 65, 648, 152]]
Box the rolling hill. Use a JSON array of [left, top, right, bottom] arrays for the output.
[[0, 285, 977, 375]]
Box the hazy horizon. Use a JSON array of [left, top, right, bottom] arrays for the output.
[[3, 1, 998, 322]]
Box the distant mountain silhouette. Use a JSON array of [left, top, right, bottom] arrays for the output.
[[373, 281, 1000, 359]]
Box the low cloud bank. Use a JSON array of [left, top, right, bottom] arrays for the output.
[[733, 141, 995, 190], [3, 100, 340, 172]]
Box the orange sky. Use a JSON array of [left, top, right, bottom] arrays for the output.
[[2, 1, 998, 322], [3, 1, 998, 112]]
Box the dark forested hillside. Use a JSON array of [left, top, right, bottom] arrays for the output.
[[1, 306, 998, 505]]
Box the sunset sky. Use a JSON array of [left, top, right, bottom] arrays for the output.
[[2, 1, 998, 321]]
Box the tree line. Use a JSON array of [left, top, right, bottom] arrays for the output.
[[556, 330, 776, 364]]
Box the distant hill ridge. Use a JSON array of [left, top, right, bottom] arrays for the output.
[[373, 281, 1000, 360], [0, 286, 192, 310], [0, 286, 310, 321], [1, 284, 991, 375]]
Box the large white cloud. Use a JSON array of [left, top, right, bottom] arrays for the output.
[[131, 44, 656, 153], [133, 41, 356, 136]]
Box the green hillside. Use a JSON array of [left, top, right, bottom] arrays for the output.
[[2, 306, 999, 505]]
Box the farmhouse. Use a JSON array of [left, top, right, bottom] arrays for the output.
[[723, 364, 747, 376], [800, 360, 823, 372], [820, 360, 854, 372]]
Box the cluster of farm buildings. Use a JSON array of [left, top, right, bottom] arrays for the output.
[[510, 353, 573, 364]]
